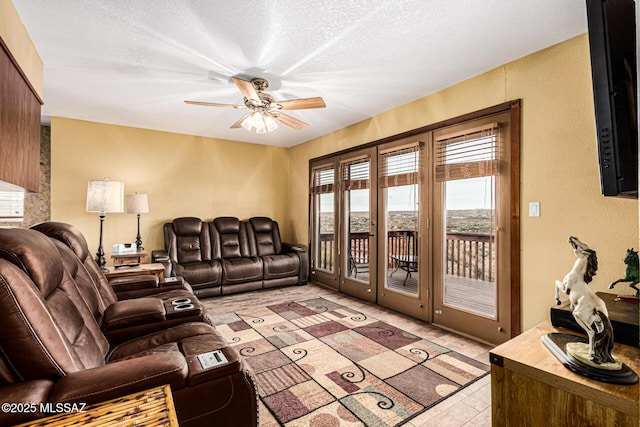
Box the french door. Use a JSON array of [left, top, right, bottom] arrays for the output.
[[310, 162, 338, 288], [309, 102, 520, 344], [339, 149, 377, 301], [309, 148, 377, 302], [432, 112, 514, 344], [376, 137, 429, 320]]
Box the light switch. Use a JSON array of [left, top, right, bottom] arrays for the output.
[[529, 202, 540, 217]]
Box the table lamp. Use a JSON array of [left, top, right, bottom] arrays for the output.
[[126, 193, 149, 251], [86, 179, 124, 271]]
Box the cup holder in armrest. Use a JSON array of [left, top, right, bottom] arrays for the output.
[[165, 299, 202, 319]]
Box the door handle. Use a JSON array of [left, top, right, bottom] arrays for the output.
[[369, 233, 375, 237]]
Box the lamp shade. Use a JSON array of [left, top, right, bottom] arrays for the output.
[[86, 180, 124, 213], [126, 193, 149, 214]]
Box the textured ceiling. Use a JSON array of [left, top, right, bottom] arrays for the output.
[[12, 0, 587, 147]]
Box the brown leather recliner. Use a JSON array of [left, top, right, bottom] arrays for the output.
[[247, 216, 309, 288], [0, 228, 257, 427], [31, 221, 194, 301], [49, 235, 212, 345], [32, 222, 214, 344], [162, 217, 223, 298], [210, 217, 263, 295]]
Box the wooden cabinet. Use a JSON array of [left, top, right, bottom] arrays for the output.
[[0, 37, 42, 192], [490, 321, 639, 426]]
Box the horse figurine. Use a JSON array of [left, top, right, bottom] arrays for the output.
[[555, 236, 615, 364], [609, 248, 639, 297]]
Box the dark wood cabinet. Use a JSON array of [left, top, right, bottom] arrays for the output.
[[0, 37, 42, 192]]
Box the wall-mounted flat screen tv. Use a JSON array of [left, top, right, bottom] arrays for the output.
[[586, 0, 637, 197]]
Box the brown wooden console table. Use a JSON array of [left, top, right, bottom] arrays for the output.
[[104, 262, 165, 280], [490, 321, 639, 426]]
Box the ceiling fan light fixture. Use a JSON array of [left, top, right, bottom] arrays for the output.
[[185, 76, 324, 132], [241, 111, 278, 134]]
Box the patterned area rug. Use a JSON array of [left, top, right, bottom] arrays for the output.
[[212, 297, 489, 426]]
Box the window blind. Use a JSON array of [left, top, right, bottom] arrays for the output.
[[435, 122, 499, 182], [310, 165, 335, 194], [378, 143, 422, 188], [340, 157, 369, 191], [0, 191, 24, 222]]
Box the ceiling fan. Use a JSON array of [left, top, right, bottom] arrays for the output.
[[184, 77, 326, 133]]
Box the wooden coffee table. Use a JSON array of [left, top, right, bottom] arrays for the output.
[[104, 262, 165, 280]]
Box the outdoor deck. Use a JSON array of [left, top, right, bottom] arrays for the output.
[[319, 230, 497, 317], [348, 268, 496, 317]]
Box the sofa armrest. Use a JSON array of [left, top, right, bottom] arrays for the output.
[[109, 275, 158, 292], [49, 353, 188, 404], [109, 275, 192, 299], [101, 298, 166, 331], [281, 242, 306, 254], [282, 243, 309, 283], [152, 250, 172, 277], [114, 283, 193, 300], [159, 276, 185, 288], [0, 380, 55, 426], [152, 250, 169, 262]]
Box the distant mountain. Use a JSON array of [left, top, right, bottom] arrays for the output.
[[320, 209, 494, 235]]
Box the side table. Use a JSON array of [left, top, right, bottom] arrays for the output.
[[111, 251, 148, 266], [16, 385, 178, 427], [490, 321, 639, 426], [104, 262, 165, 280]]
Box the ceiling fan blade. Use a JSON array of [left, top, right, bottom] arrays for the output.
[[275, 113, 309, 130], [232, 76, 260, 103], [184, 100, 243, 108], [275, 97, 326, 110], [230, 113, 252, 129]]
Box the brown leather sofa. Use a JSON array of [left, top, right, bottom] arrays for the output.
[[0, 228, 258, 427], [158, 216, 307, 297]]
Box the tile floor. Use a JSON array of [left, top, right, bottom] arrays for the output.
[[202, 282, 493, 427]]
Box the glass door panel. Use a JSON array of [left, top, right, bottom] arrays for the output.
[[345, 188, 371, 282], [340, 150, 376, 302], [317, 192, 335, 273], [384, 184, 419, 296], [310, 164, 337, 289], [442, 176, 496, 317]]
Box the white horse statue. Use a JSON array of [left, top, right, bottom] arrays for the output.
[[554, 236, 615, 365]]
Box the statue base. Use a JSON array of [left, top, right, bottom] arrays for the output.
[[566, 342, 622, 370], [542, 333, 638, 385]]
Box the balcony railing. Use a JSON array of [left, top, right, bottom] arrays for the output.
[[446, 232, 494, 281], [316, 230, 494, 281]]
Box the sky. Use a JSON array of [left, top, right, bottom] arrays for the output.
[[322, 177, 494, 212]]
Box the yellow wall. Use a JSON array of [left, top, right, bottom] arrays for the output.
[[51, 117, 290, 259], [287, 34, 639, 331], [49, 34, 637, 332], [0, 0, 43, 98]]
